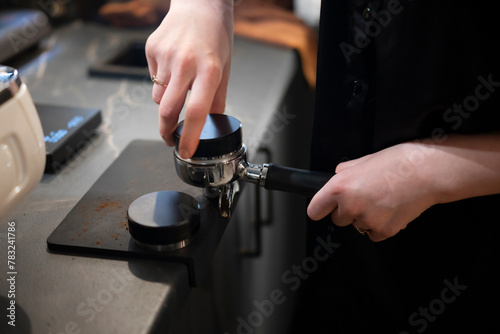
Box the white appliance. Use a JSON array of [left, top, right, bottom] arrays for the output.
[[0, 65, 45, 221]]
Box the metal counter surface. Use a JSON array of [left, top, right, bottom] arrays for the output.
[[0, 22, 298, 333]]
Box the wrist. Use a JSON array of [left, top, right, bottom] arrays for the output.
[[170, 0, 233, 12], [396, 141, 448, 206]]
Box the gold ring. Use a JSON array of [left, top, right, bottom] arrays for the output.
[[353, 221, 370, 236], [151, 75, 168, 87]]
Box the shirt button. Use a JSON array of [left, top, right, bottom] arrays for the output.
[[352, 80, 362, 95], [362, 7, 372, 20]]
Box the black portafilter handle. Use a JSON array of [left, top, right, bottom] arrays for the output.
[[174, 114, 334, 197], [264, 163, 333, 197]]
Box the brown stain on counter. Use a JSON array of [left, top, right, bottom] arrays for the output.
[[96, 201, 123, 211]]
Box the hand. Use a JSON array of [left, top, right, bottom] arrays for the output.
[[307, 133, 500, 241], [307, 142, 439, 242], [145, 0, 233, 158]]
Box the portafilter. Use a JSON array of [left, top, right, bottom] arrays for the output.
[[173, 114, 333, 218]]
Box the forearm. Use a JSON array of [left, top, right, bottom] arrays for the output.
[[412, 132, 500, 204], [169, 0, 233, 13]]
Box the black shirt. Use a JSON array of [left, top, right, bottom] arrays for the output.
[[300, 0, 500, 333]]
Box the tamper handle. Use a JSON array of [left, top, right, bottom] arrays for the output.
[[264, 163, 333, 197]]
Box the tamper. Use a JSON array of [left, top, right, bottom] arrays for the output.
[[173, 114, 333, 217], [127, 191, 200, 251]]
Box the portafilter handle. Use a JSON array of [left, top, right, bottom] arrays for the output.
[[242, 162, 333, 198]]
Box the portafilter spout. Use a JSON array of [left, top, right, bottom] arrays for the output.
[[173, 114, 333, 218]]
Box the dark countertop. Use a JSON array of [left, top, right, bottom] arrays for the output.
[[0, 22, 298, 333]]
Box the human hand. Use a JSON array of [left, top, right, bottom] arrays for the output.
[[145, 0, 233, 158], [307, 142, 439, 242]]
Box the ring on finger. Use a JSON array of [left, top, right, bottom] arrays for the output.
[[151, 75, 168, 87], [352, 221, 370, 236]]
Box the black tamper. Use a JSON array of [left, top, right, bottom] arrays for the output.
[[127, 191, 200, 252], [174, 113, 243, 159]]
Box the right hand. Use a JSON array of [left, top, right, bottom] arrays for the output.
[[307, 142, 438, 242], [145, 0, 234, 158]]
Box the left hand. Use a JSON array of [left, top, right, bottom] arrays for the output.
[[145, 0, 233, 158], [307, 142, 439, 242]]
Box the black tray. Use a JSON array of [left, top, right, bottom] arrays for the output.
[[47, 140, 233, 286]]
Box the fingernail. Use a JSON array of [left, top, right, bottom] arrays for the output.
[[179, 148, 190, 159]]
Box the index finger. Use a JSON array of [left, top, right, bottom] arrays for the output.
[[177, 70, 222, 158], [307, 180, 339, 221]]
